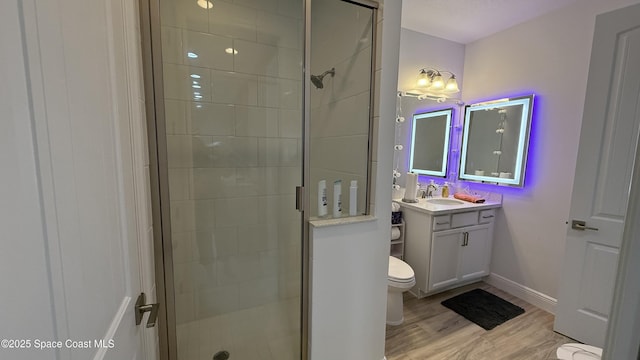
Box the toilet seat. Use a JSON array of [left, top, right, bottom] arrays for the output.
[[388, 256, 415, 283]]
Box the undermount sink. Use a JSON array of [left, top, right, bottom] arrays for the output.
[[425, 198, 465, 205]]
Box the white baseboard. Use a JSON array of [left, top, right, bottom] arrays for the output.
[[485, 273, 557, 314]]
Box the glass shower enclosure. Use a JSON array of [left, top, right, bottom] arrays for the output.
[[141, 0, 377, 359]]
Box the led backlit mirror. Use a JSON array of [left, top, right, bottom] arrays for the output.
[[410, 108, 453, 177], [459, 95, 534, 187]]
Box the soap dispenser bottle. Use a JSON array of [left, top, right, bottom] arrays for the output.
[[441, 181, 450, 198]]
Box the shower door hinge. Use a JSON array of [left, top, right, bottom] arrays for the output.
[[135, 292, 159, 328], [296, 186, 304, 212]]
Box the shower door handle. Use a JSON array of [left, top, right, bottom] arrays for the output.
[[135, 292, 159, 328]]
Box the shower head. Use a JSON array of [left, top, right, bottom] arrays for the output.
[[310, 68, 335, 89]]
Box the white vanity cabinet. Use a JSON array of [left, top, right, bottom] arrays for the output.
[[429, 223, 491, 291], [400, 200, 499, 298]]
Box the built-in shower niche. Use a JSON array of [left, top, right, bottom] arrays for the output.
[[309, 0, 377, 219]]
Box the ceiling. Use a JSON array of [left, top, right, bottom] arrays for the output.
[[401, 0, 581, 44]]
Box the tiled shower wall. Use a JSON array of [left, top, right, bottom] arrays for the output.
[[159, 0, 303, 324], [309, 0, 375, 217]]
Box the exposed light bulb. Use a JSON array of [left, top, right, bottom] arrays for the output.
[[197, 0, 213, 9], [190, 74, 201, 79], [187, 52, 198, 59], [395, 116, 405, 123], [225, 47, 238, 55], [394, 145, 403, 150]]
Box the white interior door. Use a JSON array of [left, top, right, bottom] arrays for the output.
[[554, 3, 640, 347], [12, 0, 153, 359]]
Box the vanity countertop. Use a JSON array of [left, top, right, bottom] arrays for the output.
[[396, 196, 502, 215]]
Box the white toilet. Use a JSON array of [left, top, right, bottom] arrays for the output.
[[387, 256, 415, 326]]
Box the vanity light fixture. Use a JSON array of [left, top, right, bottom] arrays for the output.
[[416, 68, 460, 94]]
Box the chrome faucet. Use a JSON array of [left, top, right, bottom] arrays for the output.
[[426, 183, 437, 198]]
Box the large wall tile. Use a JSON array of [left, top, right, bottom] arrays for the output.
[[160, 0, 208, 32], [172, 231, 195, 264], [213, 197, 260, 226], [278, 109, 302, 138], [311, 135, 368, 175], [237, 224, 278, 254], [169, 168, 191, 200], [195, 285, 240, 318], [183, 30, 234, 70], [189, 102, 235, 135], [237, 276, 279, 309], [236, 167, 264, 196], [310, 91, 370, 138], [208, 1, 257, 41], [163, 63, 212, 101], [234, 0, 278, 12], [258, 138, 300, 167], [164, 99, 187, 134], [277, 0, 303, 20], [162, 26, 184, 65], [257, 13, 301, 49], [167, 134, 193, 168], [174, 292, 195, 324], [258, 77, 301, 109], [192, 167, 236, 199], [264, 166, 300, 195], [170, 200, 196, 233], [192, 135, 261, 169], [211, 70, 258, 105], [194, 226, 238, 261], [235, 105, 279, 137], [193, 199, 216, 231], [278, 47, 302, 80], [234, 39, 279, 77]]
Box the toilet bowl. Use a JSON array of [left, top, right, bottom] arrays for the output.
[[387, 256, 415, 326]]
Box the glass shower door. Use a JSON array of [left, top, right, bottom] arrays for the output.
[[156, 0, 304, 358]]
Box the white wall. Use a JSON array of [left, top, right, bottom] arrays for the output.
[[397, 29, 465, 95], [462, 0, 640, 301], [309, 0, 402, 359], [396, 30, 465, 186]]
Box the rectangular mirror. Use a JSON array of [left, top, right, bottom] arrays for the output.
[[410, 108, 453, 177], [459, 95, 534, 187]]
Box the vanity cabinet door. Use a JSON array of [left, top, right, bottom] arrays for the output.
[[459, 225, 492, 281], [429, 230, 462, 291]]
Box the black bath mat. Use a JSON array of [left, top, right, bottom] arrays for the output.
[[441, 288, 525, 330]]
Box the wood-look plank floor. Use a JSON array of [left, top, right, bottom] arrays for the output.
[[385, 282, 574, 360]]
